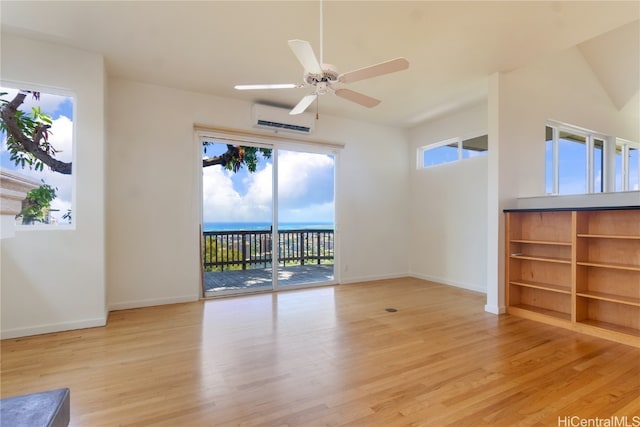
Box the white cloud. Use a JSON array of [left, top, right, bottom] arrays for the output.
[[202, 163, 272, 223], [277, 151, 334, 209], [243, 163, 274, 211], [202, 150, 334, 224], [202, 166, 242, 222]]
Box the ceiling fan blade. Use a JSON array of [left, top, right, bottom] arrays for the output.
[[290, 94, 317, 115], [334, 88, 381, 108], [288, 39, 322, 75], [234, 83, 300, 90], [339, 57, 409, 84]]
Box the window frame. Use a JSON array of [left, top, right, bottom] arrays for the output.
[[545, 123, 609, 195], [616, 138, 640, 192], [418, 133, 488, 169], [1, 82, 76, 229]]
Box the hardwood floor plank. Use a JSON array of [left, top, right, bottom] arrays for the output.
[[1, 278, 639, 426]]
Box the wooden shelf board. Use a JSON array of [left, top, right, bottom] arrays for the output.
[[508, 304, 571, 322], [510, 280, 571, 294], [510, 255, 571, 264], [576, 291, 640, 307], [510, 239, 572, 246], [577, 319, 640, 338], [577, 234, 640, 240], [576, 261, 640, 272]]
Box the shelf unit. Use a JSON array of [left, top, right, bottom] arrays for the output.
[[505, 207, 640, 347]]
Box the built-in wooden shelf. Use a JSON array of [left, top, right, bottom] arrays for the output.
[[505, 206, 640, 348], [508, 304, 572, 322], [577, 234, 640, 240], [576, 261, 640, 272], [577, 319, 640, 338], [510, 280, 571, 294], [576, 291, 640, 307], [510, 255, 571, 264], [511, 239, 572, 246]]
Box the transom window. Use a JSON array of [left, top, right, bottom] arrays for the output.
[[419, 134, 488, 169]]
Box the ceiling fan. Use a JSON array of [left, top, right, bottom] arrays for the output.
[[234, 3, 409, 115]]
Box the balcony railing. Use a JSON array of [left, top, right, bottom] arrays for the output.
[[203, 228, 334, 271]]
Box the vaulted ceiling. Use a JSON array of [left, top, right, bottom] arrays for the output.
[[1, 1, 638, 128]]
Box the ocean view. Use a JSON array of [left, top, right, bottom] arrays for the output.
[[203, 222, 334, 231]]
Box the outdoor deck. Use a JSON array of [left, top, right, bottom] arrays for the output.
[[204, 264, 334, 293]]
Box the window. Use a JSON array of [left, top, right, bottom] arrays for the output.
[[558, 129, 588, 194], [419, 134, 488, 168], [546, 123, 639, 195], [461, 135, 489, 159], [545, 124, 606, 195], [592, 138, 604, 193], [0, 86, 74, 226], [545, 127, 554, 194], [616, 139, 640, 191]]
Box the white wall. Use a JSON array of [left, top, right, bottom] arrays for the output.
[[485, 46, 639, 314], [4, 31, 635, 337], [618, 91, 640, 143], [1, 35, 106, 338], [322, 116, 411, 284], [106, 78, 410, 309], [407, 103, 488, 293]]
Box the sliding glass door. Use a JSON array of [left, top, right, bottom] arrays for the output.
[[201, 140, 274, 296], [201, 137, 335, 297], [276, 149, 335, 289]]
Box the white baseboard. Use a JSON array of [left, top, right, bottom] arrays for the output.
[[484, 304, 506, 314], [339, 272, 407, 285], [409, 272, 487, 294], [1, 316, 107, 340], [108, 294, 199, 311]]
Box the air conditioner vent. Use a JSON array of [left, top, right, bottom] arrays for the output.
[[256, 119, 312, 133], [252, 104, 315, 134]]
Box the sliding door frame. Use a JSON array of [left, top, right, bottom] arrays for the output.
[[195, 125, 343, 297]]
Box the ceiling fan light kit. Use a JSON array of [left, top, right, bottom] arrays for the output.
[[234, 2, 409, 116]]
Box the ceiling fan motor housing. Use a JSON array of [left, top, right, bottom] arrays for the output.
[[304, 64, 339, 87]]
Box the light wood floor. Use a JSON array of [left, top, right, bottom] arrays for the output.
[[2, 278, 639, 426]]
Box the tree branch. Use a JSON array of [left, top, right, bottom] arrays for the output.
[[202, 144, 240, 168], [0, 92, 72, 175]]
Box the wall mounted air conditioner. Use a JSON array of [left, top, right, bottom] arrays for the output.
[[251, 104, 315, 135]]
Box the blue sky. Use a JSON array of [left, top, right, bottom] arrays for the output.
[[545, 135, 638, 194], [202, 141, 335, 224], [1, 87, 74, 224]]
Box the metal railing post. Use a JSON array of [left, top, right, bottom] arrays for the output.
[[241, 233, 247, 270]]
